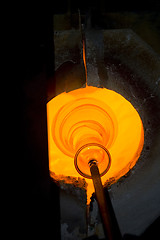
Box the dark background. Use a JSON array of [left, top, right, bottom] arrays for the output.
[[13, 1, 160, 239]]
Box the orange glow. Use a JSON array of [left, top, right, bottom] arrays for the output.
[[74, 143, 111, 179], [47, 86, 144, 203], [83, 39, 87, 86]]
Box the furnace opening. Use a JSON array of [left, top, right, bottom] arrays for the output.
[[47, 86, 144, 203]]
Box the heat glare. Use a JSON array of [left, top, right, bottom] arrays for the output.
[[47, 86, 144, 203]]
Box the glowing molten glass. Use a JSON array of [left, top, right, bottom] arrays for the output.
[[47, 86, 144, 203], [74, 143, 111, 179]]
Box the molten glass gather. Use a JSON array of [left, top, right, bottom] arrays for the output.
[[74, 143, 111, 179], [47, 86, 144, 203]]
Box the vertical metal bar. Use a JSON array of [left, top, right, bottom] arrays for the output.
[[89, 161, 114, 240]]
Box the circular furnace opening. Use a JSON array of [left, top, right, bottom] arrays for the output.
[[47, 86, 144, 202]]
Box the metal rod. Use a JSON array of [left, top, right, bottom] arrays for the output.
[[89, 160, 114, 240]]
